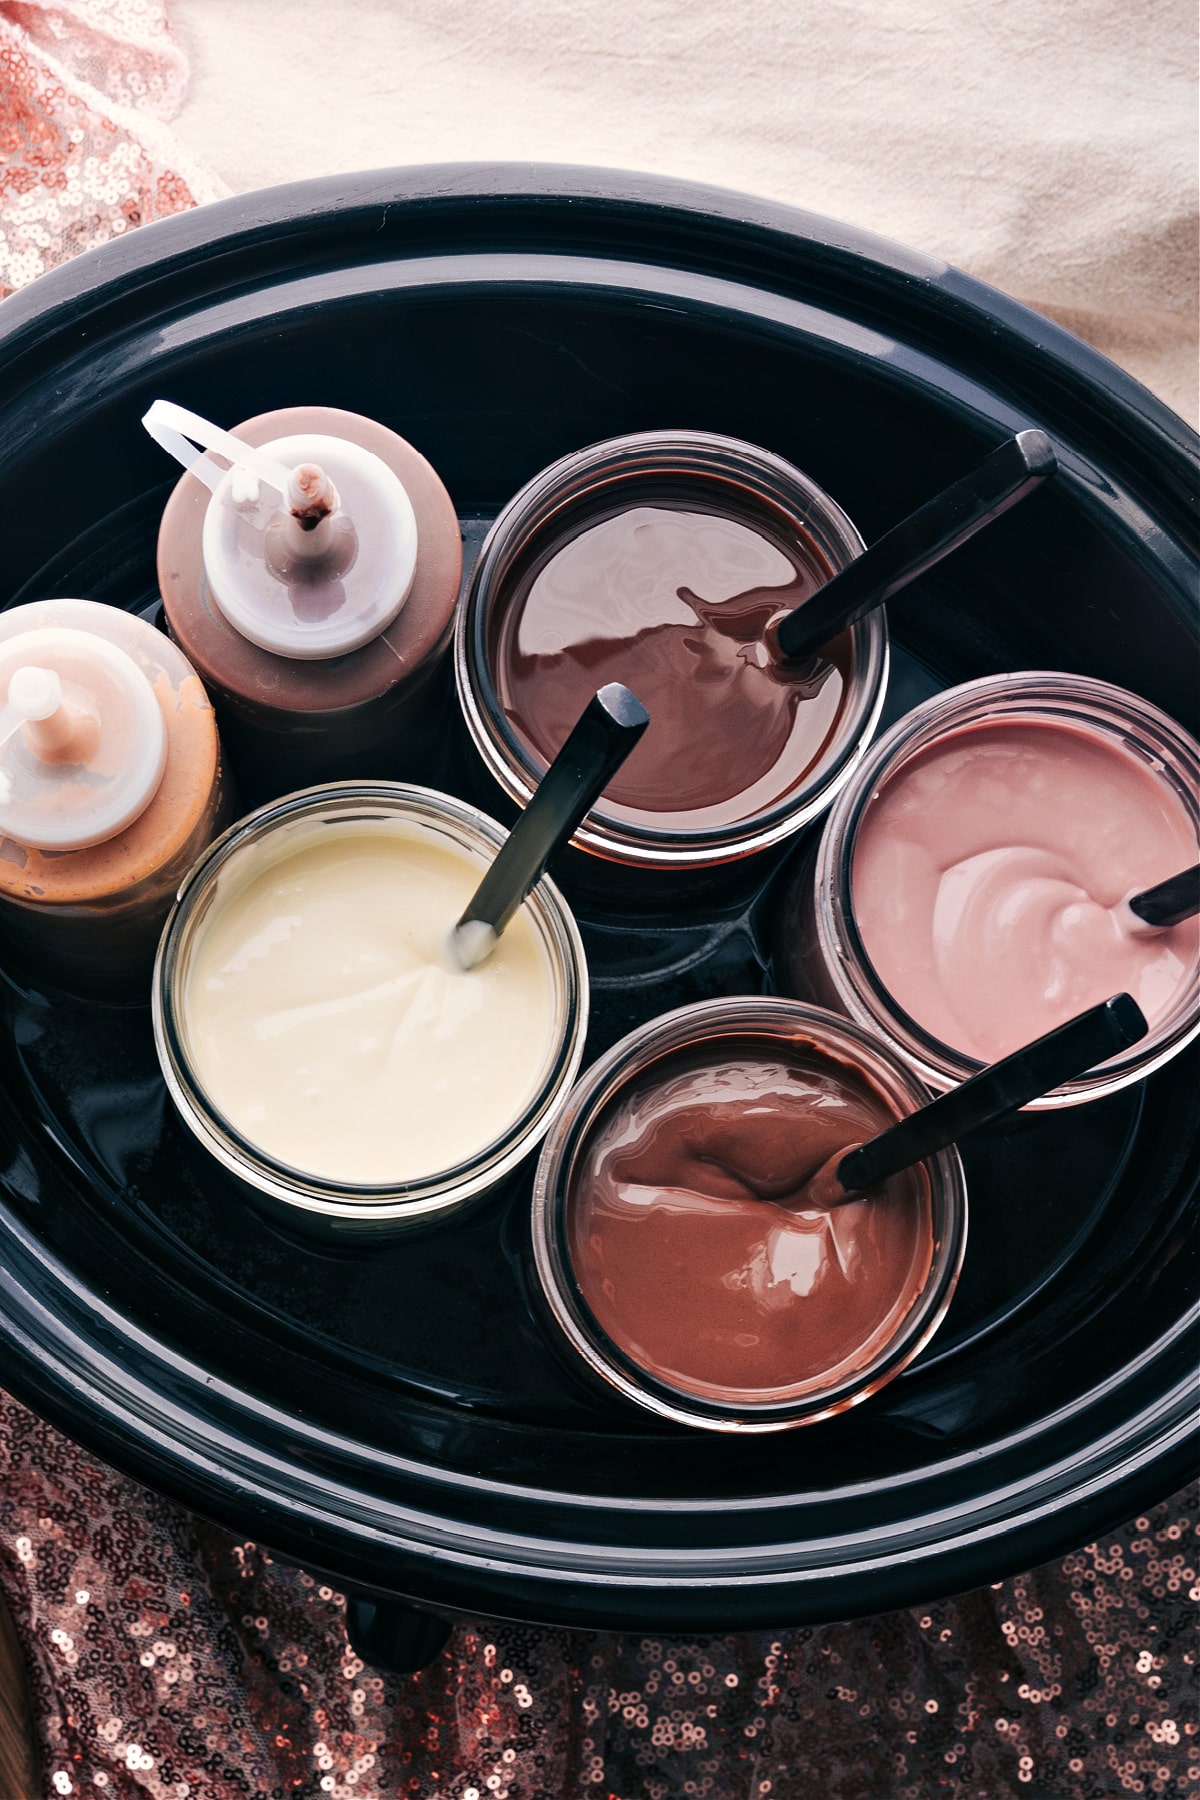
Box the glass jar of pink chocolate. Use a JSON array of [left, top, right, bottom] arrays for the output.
[[776, 673, 1200, 1108], [153, 783, 589, 1240], [531, 997, 967, 1433], [455, 431, 889, 875]]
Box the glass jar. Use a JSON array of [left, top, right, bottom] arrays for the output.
[[776, 672, 1200, 1108], [531, 996, 967, 1432], [154, 783, 588, 1239], [455, 431, 888, 886]]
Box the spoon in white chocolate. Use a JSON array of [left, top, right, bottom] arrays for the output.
[[454, 682, 649, 969]]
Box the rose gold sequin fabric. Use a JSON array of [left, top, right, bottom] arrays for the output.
[[0, 0, 223, 296], [0, 1391, 1195, 1799]]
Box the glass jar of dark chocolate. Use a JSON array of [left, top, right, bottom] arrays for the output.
[[456, 433, 888, 892]]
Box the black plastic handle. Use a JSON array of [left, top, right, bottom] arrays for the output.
[[774, 429, 1058, 662], [457, 681, 649, 939], [1128, 864, 1200, 929], [837, 993, 1148, 1195]]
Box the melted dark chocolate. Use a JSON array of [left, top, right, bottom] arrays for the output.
[[567, 1036, 933, 1406], [493, 503, 852, 829]]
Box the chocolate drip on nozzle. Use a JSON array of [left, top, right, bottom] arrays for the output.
[[280, 462, 346, 568], [288, 462, 339, 530]]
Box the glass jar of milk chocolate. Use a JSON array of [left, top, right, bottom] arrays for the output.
[[775, 673, 1200, 1108], [456, 433, 888, 889], [531, 997, 966, 1432], [154, 783, 588, 1238]]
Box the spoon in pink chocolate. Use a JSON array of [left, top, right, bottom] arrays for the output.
[[453, 681, 649, 969], [771, 429, 1058, 663], [797, 991, 1148, 1211], [1122, 864, 1200, 933]]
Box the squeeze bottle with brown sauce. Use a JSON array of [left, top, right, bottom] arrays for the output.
[[147, 400, 463, 799], [0, 598, 227, 994]]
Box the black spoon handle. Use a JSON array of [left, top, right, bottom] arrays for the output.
[[836, 993, 1148, 1195], [774, 429, 1058, 663], [1128, 863, 1200, 929], [457, 682, 649, 939]]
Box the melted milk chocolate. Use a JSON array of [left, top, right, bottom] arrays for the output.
[[568, 1036, 933, 1406], [494, 503, 852, 830]]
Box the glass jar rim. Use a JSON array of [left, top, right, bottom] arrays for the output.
[[455, 429, 889, 868], [813, 671, 1200, 1108], [531, 995, 967, 1432], [153, 781, 589, 1221]]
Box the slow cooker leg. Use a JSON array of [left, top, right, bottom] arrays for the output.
[[344, 1593, 453, 1674]]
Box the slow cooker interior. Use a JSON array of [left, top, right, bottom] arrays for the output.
[[0, 249, 1194, 1574]]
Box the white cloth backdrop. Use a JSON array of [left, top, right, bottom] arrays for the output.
[[168, 0, 1198, 427]]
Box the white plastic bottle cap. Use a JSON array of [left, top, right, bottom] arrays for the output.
[[143, 401, 419, 660], [0, 627, 168, 850]]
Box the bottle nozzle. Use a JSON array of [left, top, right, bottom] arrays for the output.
[[0, 624, 168, 848], [288, 463, 339, 527], [9, 664, 62, 722], [144, 401, 349, 562], [2, 663, 100, 763], [152, 400, 420, 659], [284, 462, 342, 561]]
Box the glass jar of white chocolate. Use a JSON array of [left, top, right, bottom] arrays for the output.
[[775, 673, 1200, 1108], [154, 783, 588, 1237]]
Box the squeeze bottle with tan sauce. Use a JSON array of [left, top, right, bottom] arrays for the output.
[[0, 598, 228, 994]]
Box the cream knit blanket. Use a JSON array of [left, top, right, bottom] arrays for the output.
[[169, 0, 1198, 426]]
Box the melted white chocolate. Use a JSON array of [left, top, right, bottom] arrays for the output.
[[182, 821, 558, 1185]]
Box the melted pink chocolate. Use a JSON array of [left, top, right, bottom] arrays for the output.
[[493, 503, 852, 829], [568, 1037, 933, 1406], [851, 718, 1200, 1063]]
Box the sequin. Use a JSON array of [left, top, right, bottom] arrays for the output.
[[0, 1387, 1196, 1798], [0, 0, 223, 298]]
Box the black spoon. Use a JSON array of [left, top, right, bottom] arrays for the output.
[[453, 682, 649, 968], [797, 992, 1148, 1210], [773, 429, 1058, 663], [1125, 863, 1200, 931]]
